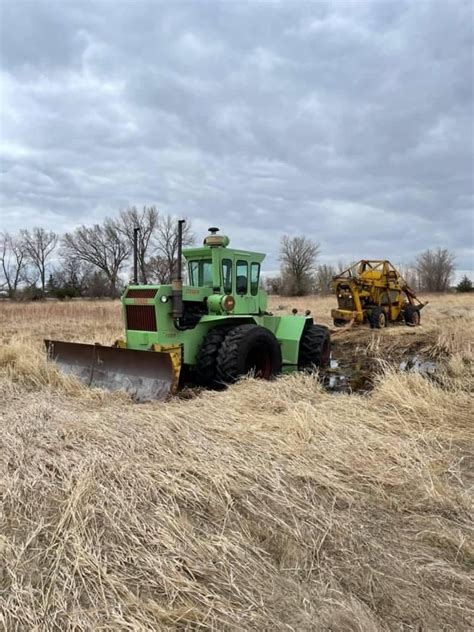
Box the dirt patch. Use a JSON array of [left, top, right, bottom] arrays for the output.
[[325, 328, 441, 393]]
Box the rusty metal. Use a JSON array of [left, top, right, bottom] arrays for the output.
[[330, 260, 426, 328], [125, 304, 157, 331], [126, 288, 158, 299], [44, 339, 178, 401]]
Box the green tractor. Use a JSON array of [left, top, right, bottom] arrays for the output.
[[45, 222, 330, 401]]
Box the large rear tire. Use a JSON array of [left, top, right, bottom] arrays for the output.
[[196, 326, 230, 388], [298, 324, 331, 371], [216, 324, 282, 385]]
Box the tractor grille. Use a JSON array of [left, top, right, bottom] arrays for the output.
[[338, 297, 355, 310], [126, 305, 157, 331], [126, 288, 157, 298]]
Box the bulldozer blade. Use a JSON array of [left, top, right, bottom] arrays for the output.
[[44, 340, 179, 402]]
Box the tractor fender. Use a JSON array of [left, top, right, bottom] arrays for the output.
[[273, 315, 310, 366], [198, 315, 258, 324], [199, 314, 310, 366]]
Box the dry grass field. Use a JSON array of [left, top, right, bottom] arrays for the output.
[[1, 294, 473, 631]]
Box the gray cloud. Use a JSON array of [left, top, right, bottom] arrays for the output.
[[1, 0, 473, 275]]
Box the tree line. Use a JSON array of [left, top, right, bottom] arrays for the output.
[[0, 207, 193, 299], [1, 213, 470, 299], [266, 236, 469, 296]]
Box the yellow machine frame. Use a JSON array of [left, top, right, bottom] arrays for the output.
[[331, 260, 425, 327]]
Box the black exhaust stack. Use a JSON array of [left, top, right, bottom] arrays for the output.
[[172, 219, 185, 319], [133, 227, 140, 284]]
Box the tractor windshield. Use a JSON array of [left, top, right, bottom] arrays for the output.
[[188, 260, 213, 287]]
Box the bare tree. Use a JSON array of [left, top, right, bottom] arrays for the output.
[[416, 248, 455, 292], [152, 215, 195, 283], [279, 235, 320, 296], [336, 261, 346, 275], [86, 270, 114, 298], [62, 219, 130, 296], [118, 206, 159, 283], [145, 255, 172, 284], [315, 264, 336, 295], [20, 227, 58, 294], [397, 263, 419, 291], [0, 232, 27, 297], [52, 255, 95, 297], [336, 260, 357, 275], [263, 276, 282, 295]]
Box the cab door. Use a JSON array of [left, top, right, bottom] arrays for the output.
[[234, 259, 259, 313]]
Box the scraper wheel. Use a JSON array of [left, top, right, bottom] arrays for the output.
[[404, 305, 421, 326]]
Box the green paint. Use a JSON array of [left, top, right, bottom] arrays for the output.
[[121, 233, 311, 368]]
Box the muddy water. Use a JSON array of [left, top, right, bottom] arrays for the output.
[[324, 347, 438, 394]]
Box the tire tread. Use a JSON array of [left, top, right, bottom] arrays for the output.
[[298, 324, 331, 370], [196, 326, 230, 388], [216, 324, 281, 384]]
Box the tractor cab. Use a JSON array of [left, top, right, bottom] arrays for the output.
[[183, 227, 267, 316]]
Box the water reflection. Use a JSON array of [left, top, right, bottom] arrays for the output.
[[323, 350, 438, 394]]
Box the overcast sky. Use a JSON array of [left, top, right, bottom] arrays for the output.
[[0, 0, 473, 277]]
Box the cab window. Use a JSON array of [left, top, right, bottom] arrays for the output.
[[250, 263, 260, 296], [236, 260, 248, 295], [222, 259, 232, 294], [188, 260, 212, 287]]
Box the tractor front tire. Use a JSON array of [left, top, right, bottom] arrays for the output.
[[298, 324, 331, 371], [369, 307, 387, 329], [216, 324, 282, 385], [404, 306, 421, 326], [196, 326, 230, 388]]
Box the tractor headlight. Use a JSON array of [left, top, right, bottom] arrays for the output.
[[160, 295, 169, 303], [221, 295, 235, 312], [207, 294, 235, 314]]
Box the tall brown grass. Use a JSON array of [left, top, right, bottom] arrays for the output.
[[0, 294, 473, 630]]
